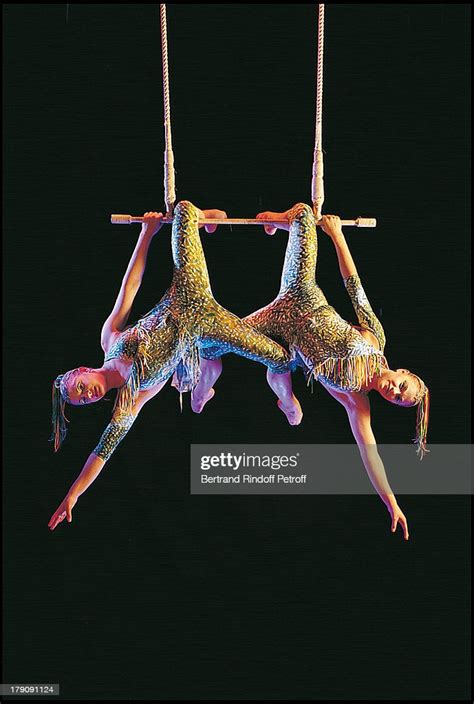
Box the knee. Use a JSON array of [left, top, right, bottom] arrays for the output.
[[174, 200, 196, 217], [288, 203, 314, 225], [292, 203, 312, 214]]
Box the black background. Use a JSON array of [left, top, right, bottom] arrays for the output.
[[3, 3, 471, 700]]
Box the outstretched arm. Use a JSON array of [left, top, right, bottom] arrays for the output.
[[346, 396, 409, 540], [321, 382, 409, 540], [48, 382, 166, 530], [100, 213, 163, 351]]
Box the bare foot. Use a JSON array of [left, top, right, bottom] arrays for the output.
[[277, 396, 303, 425], [191, 387, 215, 413], [197, 208, 228, 234], [256, 210, 291, 235]]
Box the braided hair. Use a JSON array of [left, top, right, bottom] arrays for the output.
[[407, 372, 430, 460], [50, 369, 83, 451]]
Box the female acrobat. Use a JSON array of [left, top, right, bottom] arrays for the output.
[[48, 201, 302, 530], [199, 204, 430, 541]]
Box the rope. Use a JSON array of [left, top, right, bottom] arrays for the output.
[[160, 4, 176, 216], [159, 4, 325, 220], [311, 4, 325, 219], [315, 4, 324, 150]]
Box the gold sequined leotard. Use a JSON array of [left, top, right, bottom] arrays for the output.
[[238, 203, 388, 391], [93, 200, 291, 461]]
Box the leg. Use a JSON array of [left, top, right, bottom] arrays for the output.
[[201, 305, 290, 373], [171, 201, 212, 295], [242, 302, 280, 338], [201, 306, 303, 425], [266, 369, 303, 426], [279, 203, 319, 293], [171, 201, 228, 295], [190, 357, 222, 413]]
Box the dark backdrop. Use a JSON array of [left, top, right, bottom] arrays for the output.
[[3, 4, 471, 700]]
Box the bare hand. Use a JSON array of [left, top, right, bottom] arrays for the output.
[[319, 214, 343, 240], [256, 210, 290, 235], [48, 494, 77, 531], [197, 208, 228, 234], [141, 211, 164, 237], [387, 503, 410, 540]]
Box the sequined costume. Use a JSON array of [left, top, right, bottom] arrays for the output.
[[239, 202, 430, 458], [93, 200, 291, 461], [205, 203, 387, 392]]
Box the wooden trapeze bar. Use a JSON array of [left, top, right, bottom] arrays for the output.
[[110, 214, 377, 228]]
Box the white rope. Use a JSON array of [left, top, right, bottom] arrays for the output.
[[160, 4, 176, 215], [315, 3, 324, 150], [311, 4, 325, 219], [112, 5, 377, 230]]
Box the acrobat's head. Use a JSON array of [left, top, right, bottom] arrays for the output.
[[376, 368, 430, 459], [50, 367, 106, 451]]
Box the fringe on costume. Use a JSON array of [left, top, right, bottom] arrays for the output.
[[308, 351, 389, 392], [170, 325, 201, 395], [112, 316, 203, 415], [111, 322, 154, 416]]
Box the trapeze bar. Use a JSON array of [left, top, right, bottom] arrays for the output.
[[110, 214, 377, 228]]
